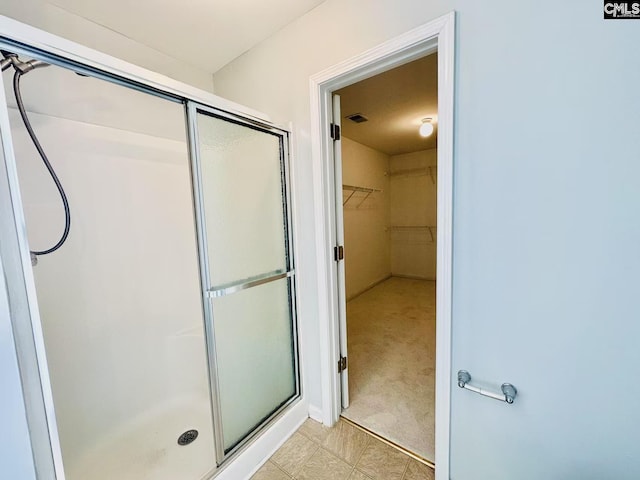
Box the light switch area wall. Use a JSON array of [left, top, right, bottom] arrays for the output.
[[389, 148, 437, 280], [341, 137, 390, 299]]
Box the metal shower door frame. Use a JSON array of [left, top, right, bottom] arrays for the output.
[[186, 101, 301, 465]]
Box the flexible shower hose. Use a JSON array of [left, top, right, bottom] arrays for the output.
[[13, 70, 71, 256]]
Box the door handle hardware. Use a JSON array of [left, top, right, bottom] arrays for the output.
[[457, 370, 517, 404]]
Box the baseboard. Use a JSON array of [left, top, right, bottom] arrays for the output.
[[391, 273, 435, 281], [308, 404, 323, 423], [347, 274, 392, 301]]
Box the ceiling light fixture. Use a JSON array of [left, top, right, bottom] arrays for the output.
[[419, 118, 434, 137]]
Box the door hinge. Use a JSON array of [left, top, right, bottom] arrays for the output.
[[338, 356, 348, 373], [330, 123, 341, 141], [334, 245, 344, 262]]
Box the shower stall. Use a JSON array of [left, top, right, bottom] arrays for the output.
[[0, 17, 300, 480]]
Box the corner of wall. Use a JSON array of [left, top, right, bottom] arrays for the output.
[[308, 404, 323, 422]]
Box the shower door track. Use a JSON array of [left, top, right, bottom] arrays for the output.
[[0, 14, 301, 480]]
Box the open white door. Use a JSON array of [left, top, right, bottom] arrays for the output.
[[331, 93, 349, 409]]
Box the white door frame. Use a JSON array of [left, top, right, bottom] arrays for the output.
[[309, 11, 455, 479]]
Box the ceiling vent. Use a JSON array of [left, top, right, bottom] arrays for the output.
[[345, 113, 369, 123]]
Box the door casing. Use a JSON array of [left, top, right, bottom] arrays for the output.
[[309, 11, 455, 479]]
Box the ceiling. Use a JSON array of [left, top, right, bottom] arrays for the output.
[[336, 53, 438, 156], [47, 0, 327, 73]]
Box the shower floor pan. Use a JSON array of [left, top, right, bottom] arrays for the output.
[[65, 396, 216, 480]]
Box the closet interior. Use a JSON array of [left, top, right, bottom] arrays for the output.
[[337, 52, 438, 463]]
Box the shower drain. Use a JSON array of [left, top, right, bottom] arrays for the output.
[[177, 429, 199, 446]]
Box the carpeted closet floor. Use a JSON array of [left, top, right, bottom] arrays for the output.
[[341, 277, 435, 462]]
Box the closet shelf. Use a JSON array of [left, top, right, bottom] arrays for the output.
[[389, 225, 437, 242], [389, 166, 437, 184], [343, 184, 382, 207]]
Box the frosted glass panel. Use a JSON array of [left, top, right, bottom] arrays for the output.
[[197, 113, 287, 286], [193, 108, 298, 459], [212, 278, 296, 452]]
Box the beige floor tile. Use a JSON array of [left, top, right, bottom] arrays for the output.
[[296, 448, 353, 480], [321, 420, 369, 465], [271, 432, 318, 476], [251, 461, 291, 480], [298, 418, 332, 444], [403, 460, 434, 480], [355, 438, 409, 480], [348, 470, 372, 480]]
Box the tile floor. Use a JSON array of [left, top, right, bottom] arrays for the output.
[[342, 278, 435, 461], [251, 418, 434, 480]]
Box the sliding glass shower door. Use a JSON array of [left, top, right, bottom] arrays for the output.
[[188, 104, 299, 462]]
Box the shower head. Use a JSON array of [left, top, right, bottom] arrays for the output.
[[15, 59, 50, 74], [0, 51, 50, 74], [0, 57, 12, 72], [1, 50, 17, 71]]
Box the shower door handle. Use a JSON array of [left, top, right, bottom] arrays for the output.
[[457, 370, 517, 404]]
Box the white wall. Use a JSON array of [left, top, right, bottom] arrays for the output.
[[212, 1, 640, 478], [389, 148, 437, 280], [0, 1, 214, 90], [4, 65, 215, 479], [342, 137, 390, 299]]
